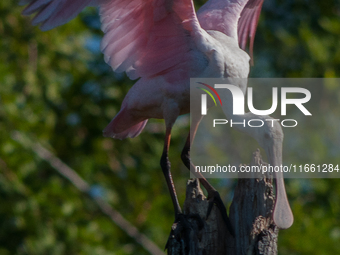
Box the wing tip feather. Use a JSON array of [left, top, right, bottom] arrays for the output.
[[237, 0, 264, 64]]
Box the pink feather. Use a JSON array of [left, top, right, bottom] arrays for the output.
[[238, 0, 264, 62], [20, 0, 264, 75], [197, 0, 264, 62], [21, 0, 95, 31], [99, 0, 201, 79]]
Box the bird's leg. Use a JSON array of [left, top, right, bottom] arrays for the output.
[[181, 115, 235, 236], [162, 125, 203, 252], [160, 126, 182, 216]]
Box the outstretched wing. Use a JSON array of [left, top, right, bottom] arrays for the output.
[[197, 0, 264, 61], [19, 0, 99, 31], [20, 0, 203, 80], [238, 0, 264, 60], [99, 0, 202, 80], [197, 0, 244, 41]]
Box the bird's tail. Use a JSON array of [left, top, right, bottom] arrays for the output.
[[103, 107, 148, 140]]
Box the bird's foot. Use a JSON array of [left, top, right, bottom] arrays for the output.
[[165, 213, 204, 254], [207, 190, 235, 237]]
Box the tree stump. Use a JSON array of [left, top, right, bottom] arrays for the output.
[[167, 149, 279, 255]]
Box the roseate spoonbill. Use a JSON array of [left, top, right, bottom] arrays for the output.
[[20, 0, 294, 233]]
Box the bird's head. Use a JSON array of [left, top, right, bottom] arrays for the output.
[[251, 116, 294, 229]]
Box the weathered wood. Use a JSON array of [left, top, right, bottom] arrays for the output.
[[230, 149, 278, 255], [167, 149, 278, 255], [166, 178, 232, 255]]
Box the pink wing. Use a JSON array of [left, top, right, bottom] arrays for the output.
[[197, 0, 264, 61], [197, 0, 245, 40], [238, 0, 264, 60], [99, 0, 201, 80], [19, 0, 99, 31], [20, 0, 203, 81]]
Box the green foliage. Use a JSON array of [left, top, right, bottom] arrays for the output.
[[1, 1, 340, 254]]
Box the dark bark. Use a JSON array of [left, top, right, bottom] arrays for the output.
[[167, 149, 279, 255]]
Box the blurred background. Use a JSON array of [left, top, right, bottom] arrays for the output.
[[1, 0, 340, 254]]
